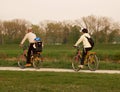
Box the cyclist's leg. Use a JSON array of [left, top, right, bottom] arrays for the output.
[[81, 47, 92, 66], [27, 43, 34, 64], [81, 48, 87, 65]]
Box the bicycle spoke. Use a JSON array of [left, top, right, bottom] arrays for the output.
[[88, 54, 99, 71], [72, 56, 81, 71], [32, 55, 42, 69], [17, 55, 26, 69]]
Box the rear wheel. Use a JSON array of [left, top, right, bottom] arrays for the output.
[[88, 54, 99, 71], [17, 54, 26, 69], [72, 56, 81, 71], [32, 55, 43, 69]]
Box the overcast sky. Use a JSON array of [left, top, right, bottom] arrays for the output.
[[0, 0, 120, 24]]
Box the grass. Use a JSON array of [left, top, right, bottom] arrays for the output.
[[0, 43, 120, 58], [0, 44, 120, 70], [0, 44, 120, 92], [94, 44, 120, 60], [0, 43, 120, 60], [0, 71, 120, 92]]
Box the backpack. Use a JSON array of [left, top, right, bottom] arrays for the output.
[[85, 36, 94, 48]]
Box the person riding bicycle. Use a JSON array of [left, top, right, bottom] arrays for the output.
[[19, 26, 36, 67], [74, 28, 93, 69]]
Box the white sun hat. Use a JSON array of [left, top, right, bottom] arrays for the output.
[[28, 26, 32, 30]]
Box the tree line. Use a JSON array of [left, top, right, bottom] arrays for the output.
[[0, 15, 120, 45]]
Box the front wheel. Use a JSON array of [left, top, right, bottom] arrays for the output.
[[72, 56, 81, 71], [88, 54, 99, 71], [17, 54, 26, 69]]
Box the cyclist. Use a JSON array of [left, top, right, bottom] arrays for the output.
[[19, 26, 36, 67], [74, 28, 93, 69]]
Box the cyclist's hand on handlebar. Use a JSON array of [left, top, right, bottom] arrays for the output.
[[73, 45, 77, 48]]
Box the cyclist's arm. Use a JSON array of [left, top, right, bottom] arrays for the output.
[[74, 36, 83, 46], [20, 34, 28, 45]]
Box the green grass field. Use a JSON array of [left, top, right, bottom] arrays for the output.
[[0, 44, 120, 70], [0, 44, 120, 92], [0, 43, 120, 59], [0, 71, 120, 92]]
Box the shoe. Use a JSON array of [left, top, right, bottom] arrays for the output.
[[78, 65, 84, 69], [25, 63, 31, 67]]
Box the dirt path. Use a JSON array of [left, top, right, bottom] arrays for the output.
[[0, 67, 120, 74]]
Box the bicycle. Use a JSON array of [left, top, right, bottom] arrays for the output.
[[72, 46, 99, 71], [17, 45, 43, 69]]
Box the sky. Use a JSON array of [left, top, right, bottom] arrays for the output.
[[0, 0, 120, 24]]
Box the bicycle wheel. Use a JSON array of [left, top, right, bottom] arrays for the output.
[[87, 54, 99, 71], [17, 54, 26, 69], [72, 56, 81, 71], [32, 55, 43, 69]]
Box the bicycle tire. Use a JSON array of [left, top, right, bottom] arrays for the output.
[[72, 56, 81, 71], [87, 54, 99, 71], [32, 55, 43, 69], [17, 54, 26, 69]]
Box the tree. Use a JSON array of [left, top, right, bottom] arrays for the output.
[[108, 29, 120, 43], [75, 15, 114, 44], [45, 22, 63, 44], [68, 25, 81, 44], [0, 21, 5, 44], [2, 19, 29, 44], [62, 25, 70, 44]]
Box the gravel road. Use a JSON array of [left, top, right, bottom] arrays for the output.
[[0, 67, 120, 74]]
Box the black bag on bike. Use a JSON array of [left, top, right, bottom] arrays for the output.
[[85, 36, 94, 48]]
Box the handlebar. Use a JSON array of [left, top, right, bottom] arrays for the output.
[[73, 46, 80, 52], [19, 44, 28, 50], [73, 46, 81, 49]]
